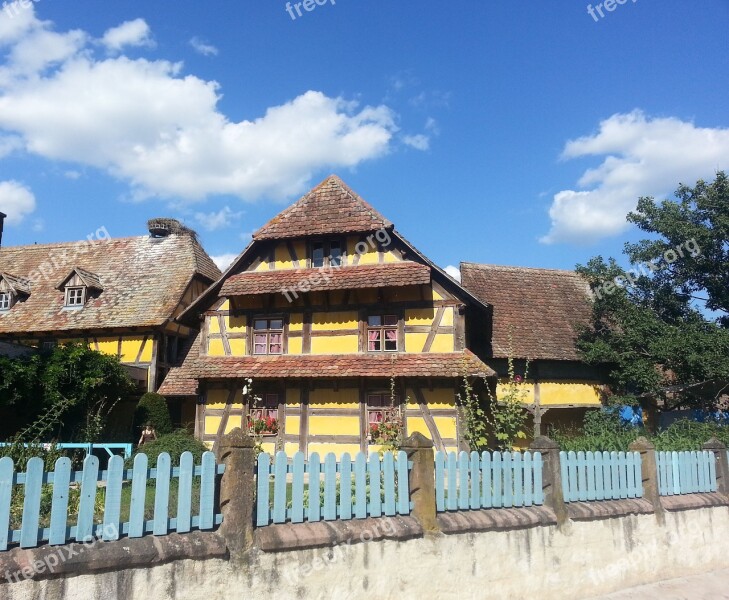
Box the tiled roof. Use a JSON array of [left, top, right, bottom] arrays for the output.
[[0, 234, 221, 335], [0, 272, 31, 296], [220, 262, 431, 296], [159, 335, 495, 396], [460, 263, 593, 361], [253, 175, 392, 240], [57, 267, 104, 291]]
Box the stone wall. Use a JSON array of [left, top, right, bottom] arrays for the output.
[[4, 500, 729, 600]]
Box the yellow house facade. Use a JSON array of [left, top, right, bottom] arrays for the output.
[[161, 176, 496, 456], [0, 218, 221, 426]]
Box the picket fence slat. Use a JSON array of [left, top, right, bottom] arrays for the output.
[[340, 454, 353, 520], [75, 455, 99, 543], [153, 453, 171, 535], [656, 450, 717, 496], [354, 453, 368, 519], [435, 451, 445, 512], [396, 451, 410, 515], [309, 453, 322, 522], [49, 457, 72, 545], [103, 456, 124, 541], [177, 452, 194, 534], [368, 455, 381, 518], [561, 451, 643, 503]]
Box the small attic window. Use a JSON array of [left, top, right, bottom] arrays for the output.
[[57, 267, 103, 309], [65, 287, 85, 307], [0, 291, 12, 311]]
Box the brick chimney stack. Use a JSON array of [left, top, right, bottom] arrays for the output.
[[0, 212, 6, 247]]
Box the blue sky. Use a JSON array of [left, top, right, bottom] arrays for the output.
[[0, 0, 727, 278]]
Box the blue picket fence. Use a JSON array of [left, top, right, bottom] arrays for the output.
[[256, 451, 411, 526], [0, 442, 134, 460], [434, 451, 544, 512], [656, 450, 717, 496], [0, 451, 224, 551], [560, 451, 643, 502]]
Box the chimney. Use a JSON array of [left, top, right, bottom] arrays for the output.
[[0, 212, 6, 247]]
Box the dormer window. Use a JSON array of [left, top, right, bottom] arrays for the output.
[[65, 287, 85, 307], [0, 272, 31, 311], [56, 267, 103, 309], [0, 292, 11, 311]]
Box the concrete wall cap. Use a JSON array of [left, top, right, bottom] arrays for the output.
[[402, 432, 434, 449], [219, 427, 256, 450], [629, 436, 656, 451], [703, 437, 727, 451]]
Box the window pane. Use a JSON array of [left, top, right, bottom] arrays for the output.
[[367, 315, 382, 326], [367, 330, 381, 351], [385, 338, 397, 351], [254, 334, 266, 344], [269, 344, 282, 354], [253, 320, 268, 330], [265, 394, 279, 407], [269, 319, 283, 330], [329, 242, 342, 266], [312, 243, 325, 268], [367, 394, 384, 406], [368, 409, 384, 426], [254, 344, 266, 354], [384, 315, 398, 326]]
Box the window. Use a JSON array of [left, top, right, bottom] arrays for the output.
[[253, 318, 284, 355], [248, 393, 279, 436], [367, 393, 401, 443], [41, 340, 57, 353], [311, 240, 343, 268], [0, 292, 11, 310], [367, 314, 398, 352], [65, 287, 85, 307]]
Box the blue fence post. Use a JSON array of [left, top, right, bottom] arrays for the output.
[[0, 457, 13, 551]]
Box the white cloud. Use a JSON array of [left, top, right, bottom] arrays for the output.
[[0, 180, 36, 225], [444, 265, 461, 282], [190, 37, 218, 57], [403, 134, 430, 151], [194, 206, 242, 231], [542, 111, 729, 244], [0, 8, 399, 203], [101, 19, 154, 52], [211, 253, 238, 271]]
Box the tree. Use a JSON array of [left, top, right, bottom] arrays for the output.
[[0, 343, 135, 441], [577, 173, 729, 410], [133, 392, 173, 436]]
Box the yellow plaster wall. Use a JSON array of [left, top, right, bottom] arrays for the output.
[[405, 308, 436, 325], [440, 307, 454, 327], [285, 416, 300, 436], [95, 338, 118, 356], [208, 339, 226, 356], [229, 338, 246, 356], [430, 334, 454, 353], [208, 316, 220, 334], [308, 416, 360, 436], [307, 444, 361, 459], [274, 244, 295, 270], [311, 335, 358, 354], [286, 388, 301, 406], [288, 337, 303, 354], [289, 313, 304, 331], [309, 388, 359, 408], [227, 315, 247, 333], [405, 332, 429, 353], [311, 312, 358, 330], [539, 381, 602, 406]]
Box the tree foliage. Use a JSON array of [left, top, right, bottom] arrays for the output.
[[576, 173, 729, 409], [133, 392, 173, 436], [0, 343, 135, 441]]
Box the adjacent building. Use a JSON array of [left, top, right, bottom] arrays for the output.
[[0, 217, 221, 428], [460, 263, 604, 437]]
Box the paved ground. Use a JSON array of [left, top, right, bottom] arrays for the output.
[[589, 568, 729, 599]]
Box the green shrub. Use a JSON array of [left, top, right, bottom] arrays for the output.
[[133, 392, 173, 436], [653, 420, 729, 451], [127, 429, 209, 467]]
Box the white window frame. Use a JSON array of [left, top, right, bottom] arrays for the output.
[[0, 291, 12, 311], [64, 286, 85, 307]]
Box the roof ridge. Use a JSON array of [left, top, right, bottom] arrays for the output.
[[460, 262, 582, 276], [253, 174, 392, 240]]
